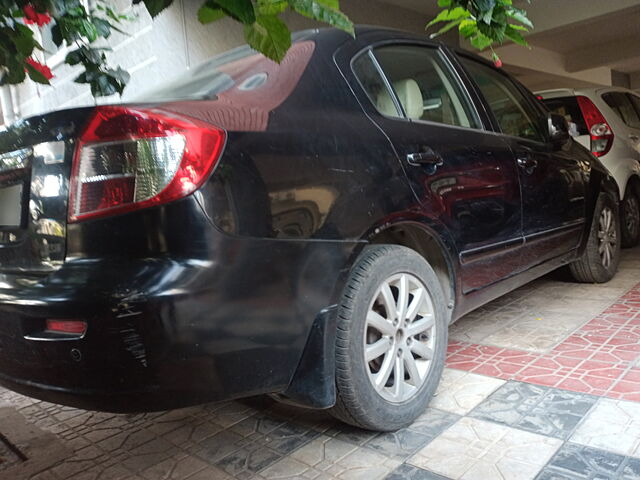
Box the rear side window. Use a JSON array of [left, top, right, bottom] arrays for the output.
[[542, 96, 588, 136], [629, 95, 640, 124], [602, 92, 640, 129], [352, 53, 402, 118], [460, 58, 546, 142], [353, 45, 480, 129]]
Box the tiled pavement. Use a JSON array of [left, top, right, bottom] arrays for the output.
[[2, 248, 640, 480]]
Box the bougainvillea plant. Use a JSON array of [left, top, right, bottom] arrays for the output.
[[0, 0, 353, 97], [427, 0, 533, 67]]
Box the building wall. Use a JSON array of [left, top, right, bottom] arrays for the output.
[[12, 0, 442, 120]]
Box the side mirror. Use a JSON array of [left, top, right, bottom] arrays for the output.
[[548, 112, 571, 148]]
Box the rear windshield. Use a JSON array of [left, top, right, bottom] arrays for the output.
[[542, 96, 588, 136], [135, 31, 317, 102]]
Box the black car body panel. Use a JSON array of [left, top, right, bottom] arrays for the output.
[[0, 27, 617, 412]]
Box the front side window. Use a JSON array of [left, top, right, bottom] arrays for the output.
[[461, 58, 546, 142], [353, 45, 480, 129], [602, 92, 640, 129]]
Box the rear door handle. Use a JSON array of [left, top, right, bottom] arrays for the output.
[[516, 152, 538, 172], [406, 147, 443, 167]]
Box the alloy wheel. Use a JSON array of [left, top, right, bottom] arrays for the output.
[[364, 273, 436, 403], [624, 194, 640, 240], [597, 206, 617, 269]]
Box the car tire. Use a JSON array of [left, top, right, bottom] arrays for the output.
[[569, 193, 621, 283], [330, 245, 447, 431], [621, 186, 640, 248]]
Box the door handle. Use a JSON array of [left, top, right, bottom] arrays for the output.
[[629, 134, 640, 142], [406, 147, 443, 168], [516, 152, 538, 172]]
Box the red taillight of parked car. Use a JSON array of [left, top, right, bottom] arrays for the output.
[[69, 106, 226, 222], [576, 96, 614, 157]]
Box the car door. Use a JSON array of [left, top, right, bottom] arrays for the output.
[[349, 43, 523, 293], [604, 92, 640, 154], [458, 56, 587, 267]]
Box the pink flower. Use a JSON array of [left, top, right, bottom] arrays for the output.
[[25, 58, 54, 80], [23, 4, 52, 27]]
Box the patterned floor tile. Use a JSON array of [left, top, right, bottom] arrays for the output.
[[535, 443, 640, 480], [409, 417, 562, 480], [406, 408, 461, 437], [428, 369, 505, 415], [481, 313, 587, 354], [570, 398, 640, 457], [386, 464, 451, 479], [469, 382, 597, 440], [261, 435, 400, 480]]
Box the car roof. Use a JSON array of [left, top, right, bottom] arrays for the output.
[[536, 86, 640, 99]]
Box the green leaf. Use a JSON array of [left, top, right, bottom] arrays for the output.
[[135, 0, 174, 18], [255, 0, 288, 15], [481, 7, 494, 24], [0, 55, 26, 85], [437, 0, 452, 6], [508, 24, 528, 31], [431, 19, 464, 37], [288, 0, 354, 34], [475, 0, 496, 11], [197, 4, 226, 23], [51, 23, 64, 47], [243, 15, 291, 62], [458, 19, 477, 38], [470, 32, 493, 50], [427, 7, 470, 27], [25, 62, 50, 85], [11, 24, 38, 57], [506, 7, 533, 28], [505, 24, 528, 46], [211, 0, 255, 24], [92, 18, 112, 38]]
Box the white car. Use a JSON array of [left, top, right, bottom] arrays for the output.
[[537, 87, 640, 247]]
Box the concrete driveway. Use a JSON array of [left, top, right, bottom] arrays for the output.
[[2, 248, 640, 480]]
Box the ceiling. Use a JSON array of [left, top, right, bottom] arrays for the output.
[[380, 0, 640, 91]]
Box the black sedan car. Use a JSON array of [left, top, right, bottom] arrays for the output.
[[0, 27, 620, 431]]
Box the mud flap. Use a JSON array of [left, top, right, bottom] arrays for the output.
[[279, 305, 337, 409]]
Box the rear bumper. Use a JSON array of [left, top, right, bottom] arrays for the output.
[[0, 202, 358, 412]]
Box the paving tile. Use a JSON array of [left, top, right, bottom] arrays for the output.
[[140, 454, 208, 480], [482, 313, 587, 354], [409, 417, 562, 480], [364, 428, 434, 461], [330, 446, 401, 479], [469, 381, 598, 439], [386, 464, 451, 479], [407, 408, 461, 437], [570, 398, 640, 457], [429, 369, 505, 415], [289, 434, 357, 468], [215, 445, 282, 479], [534, 443, 639, 480]]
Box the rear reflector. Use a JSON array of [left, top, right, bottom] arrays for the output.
[[576, 96, 613, 157], [69, 106, 226, 222], [46, 320, 87, 335]]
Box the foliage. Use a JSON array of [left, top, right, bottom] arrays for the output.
[[0, 0, 353, 98], [427, 0, 533, 65]]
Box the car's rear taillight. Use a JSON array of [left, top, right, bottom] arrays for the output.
[[69, 106, 226, 222], [576, 96, 613, 157]]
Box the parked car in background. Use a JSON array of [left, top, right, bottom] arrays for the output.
[[538, 88, 640, 248], [0, 27, 621, 432]]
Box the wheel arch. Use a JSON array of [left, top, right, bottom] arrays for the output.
[[366, 220, 458, 321]]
